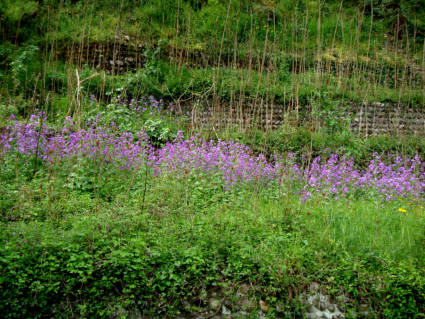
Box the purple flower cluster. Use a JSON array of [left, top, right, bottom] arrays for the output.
[[1, 113, 424, 202], [296, 154, 425, 202], [151, 133, 278, 186], [5, 112, 50, 156], [1, 112, 150, 170], [0, 129, 12, 155], [111, 95, 174, 115], [45, 125, 149, 170]]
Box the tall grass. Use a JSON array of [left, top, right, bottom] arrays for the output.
[[1, 0, 423, 137]]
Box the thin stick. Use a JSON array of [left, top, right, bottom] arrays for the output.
[[141, 159, 149, 213]]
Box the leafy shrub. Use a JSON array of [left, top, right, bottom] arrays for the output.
[[144, 118, 176, 147], [10, 45, 40, 96]]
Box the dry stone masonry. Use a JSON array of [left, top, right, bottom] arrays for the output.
[[189, 100, 425, 135], [350, 102, 425, 136], [60, 36, 146, 74], [59, 37, 425, 135]]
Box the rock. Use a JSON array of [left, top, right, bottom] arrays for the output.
[[310, 282, 320, 292], [304, 292, 346, 319], [318, 294, 329, 311], [223, 298, 232, 307], [275, 302, 285, 313], [238, 283, 250, 294], [237, 297, 256, 311], [208, 298, 221, 311], [307, 304, 316, 313], [222, 305, 231, 316], [259, 300, 269, 313], [311, 296, 320, 308]]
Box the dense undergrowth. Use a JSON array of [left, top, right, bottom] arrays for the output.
[[1, 104, 425, 318], [1, 0, 424, 109], [1, 1, 425, 318]]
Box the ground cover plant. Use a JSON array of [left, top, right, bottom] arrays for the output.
[[1, 0, 425, 318], [1, 106, 425, 318]]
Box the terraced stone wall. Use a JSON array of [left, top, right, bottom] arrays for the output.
[[349, 102, 425, 136], [188, 100, 425, 135], [58, 40, 425, 135]]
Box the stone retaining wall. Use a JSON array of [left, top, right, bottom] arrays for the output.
[[350, 102, 425, 136], [59, 37, 145, 74], [188, 100, 425, 135], [58, 39, 425, 135]]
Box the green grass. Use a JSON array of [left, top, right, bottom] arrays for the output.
[[1, 1, 425, 317], [1, 150, 425, 318], [1, 0, 424, 110]]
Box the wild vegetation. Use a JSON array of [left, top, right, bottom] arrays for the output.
[[1, 0, 425, 318]]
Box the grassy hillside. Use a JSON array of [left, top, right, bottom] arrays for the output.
[[1, 1, 425, 318], [1, 0, 424, 114]]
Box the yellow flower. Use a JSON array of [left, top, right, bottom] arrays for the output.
[[398, 208, 407, 213]]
